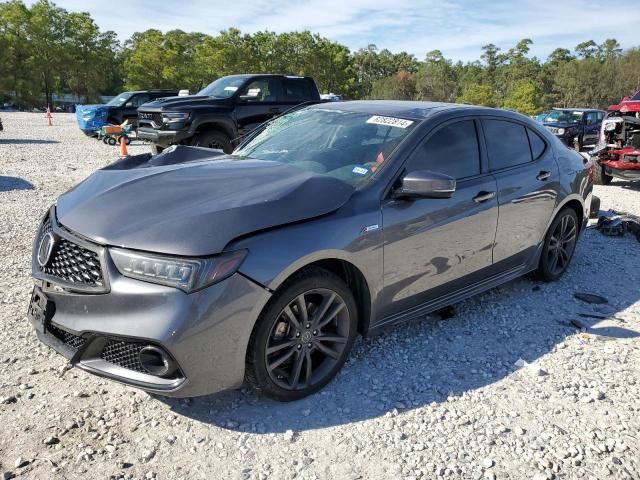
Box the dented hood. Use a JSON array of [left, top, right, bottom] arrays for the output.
[[56, 146, 354, 256]]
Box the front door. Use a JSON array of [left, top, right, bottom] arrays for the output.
[[379, 119, 498, 320], [234, 77, 284, 136]]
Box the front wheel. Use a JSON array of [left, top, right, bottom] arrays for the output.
[[593, 158, 612, 185], [245, 267, 358, 401], [191, 130, 233, 153], [536, 208, 579, 282]]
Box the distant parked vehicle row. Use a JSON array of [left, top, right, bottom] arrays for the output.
[[137, 74, 321, 154], [75, 89, 178, 135], [535, 108, 605, 151]]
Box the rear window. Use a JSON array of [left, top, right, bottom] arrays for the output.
[[526, 128, 546, 160], [483, 120, 532, 170], [281, 79, 313, 102]]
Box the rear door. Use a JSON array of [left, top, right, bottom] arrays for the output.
[[379, 118, 498, 319], [234, 77, 284, 135], [583, 111, 601, 146], [481, 118, 559, 270]]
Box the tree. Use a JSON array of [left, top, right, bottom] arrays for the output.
[[502, 79, 540, 114], [457, 84, 496, 107], [371, 71, 416, 100]]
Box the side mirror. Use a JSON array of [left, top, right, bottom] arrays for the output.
[[394, 170, 456, 199]]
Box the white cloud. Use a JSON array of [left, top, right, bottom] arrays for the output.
[[25, 0, 640, 61]]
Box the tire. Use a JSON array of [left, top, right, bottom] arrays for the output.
[[245, 267, 358, 401], [589, 195, 601, 219], [102, 137, 109, 144], [191, 129, 233, 153], [593, 158, 612, 185], [535, 208, 579, 282], [150, 144, 164, 155], [107, 137, 116, 146]]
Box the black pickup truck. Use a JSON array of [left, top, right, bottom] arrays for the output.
[[137, 74, 321, 154]]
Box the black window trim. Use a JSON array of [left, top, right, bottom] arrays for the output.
[[478, 116, 549, 173], [399, 116, 485, 181]]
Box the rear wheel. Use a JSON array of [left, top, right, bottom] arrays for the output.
[[191, 129, 233, 153], [593, 158, 612, 185], [536, 208, 579, 282], [245, 267, 358, 401]]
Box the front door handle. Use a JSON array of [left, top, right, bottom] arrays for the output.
[[537, 171, 551, 181], [473, 191, 496, 203]]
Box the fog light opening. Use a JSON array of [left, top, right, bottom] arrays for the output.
[[138, 346, 174, 377]]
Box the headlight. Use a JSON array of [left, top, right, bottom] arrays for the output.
[[110, 248, 247, 293], [557, 128, 565, 135], [605, 122, 616, 132], [162, 112, 190, 124]]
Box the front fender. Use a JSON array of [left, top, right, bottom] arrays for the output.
[[189, 115, 237, 139]]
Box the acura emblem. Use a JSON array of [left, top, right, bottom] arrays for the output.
[[37, 232, 56, 267]]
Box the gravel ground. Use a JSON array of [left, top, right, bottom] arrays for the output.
[[0, 112, 639, 480]]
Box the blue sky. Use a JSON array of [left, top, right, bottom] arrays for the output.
[[29, 0, 640, 61]]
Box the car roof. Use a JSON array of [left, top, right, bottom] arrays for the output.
[[308, 100, 499, 121], [552, 107, 605, 112]]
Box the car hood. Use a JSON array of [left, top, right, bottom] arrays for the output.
[[140, 95, 229, 110], [56, 146, 355, 256]]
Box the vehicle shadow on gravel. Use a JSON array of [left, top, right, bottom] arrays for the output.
[[616, 181, 640, 192], [0, 138, 59, 144], [0, 175, 34, 192], [159, 234, 640, 434]]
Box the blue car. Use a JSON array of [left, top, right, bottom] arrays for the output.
[[75, 90, 178, 135], [541, 108, 605, 151]]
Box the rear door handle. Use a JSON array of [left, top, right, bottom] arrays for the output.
[[537, 171, 551, 181], [473, 191, 496, 203]]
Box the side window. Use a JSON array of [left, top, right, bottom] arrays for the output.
[[238, 78, 281, 103], [597, 112, 605, 122], [281, 79, 312, 102], [483, 120, 532, 170], [127, 94, 150, 108], [406, 120, 480, 179], [585, 112, 598, 125], [526, 128, 546, 160]]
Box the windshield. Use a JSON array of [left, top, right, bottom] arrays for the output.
[[106, 92, 133, 107], [632, 91, 640, 100], [543, 110, 583, 123], [234, 108, 416, 187], [197, 76, 249, 98]]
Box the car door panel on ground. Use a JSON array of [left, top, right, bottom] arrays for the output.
[[380, 119, 499, 319], [481, 118, 559, 269]]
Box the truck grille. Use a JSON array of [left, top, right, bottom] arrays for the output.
[[100, 340, 146, 373], [36, 213, 106, 291], [138, 112, 163, 128]]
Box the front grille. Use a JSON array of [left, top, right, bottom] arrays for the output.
[[36, 213, 105, 290], [101, 340, 146, 373], [138, 112, 163, 128], [41, 239, 104, 287], [48, 323, 86, 350]]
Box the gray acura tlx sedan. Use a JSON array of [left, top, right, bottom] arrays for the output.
[[28, 101, 593, 401]]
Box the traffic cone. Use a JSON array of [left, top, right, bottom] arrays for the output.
[[45, 106, 53, 126], [119, 136, 129, 157]]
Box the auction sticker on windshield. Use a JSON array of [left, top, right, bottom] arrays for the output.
[[366, 115, 414, 128]]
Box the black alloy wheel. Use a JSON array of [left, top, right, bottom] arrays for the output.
[[246, 268, 357, 401], [537, 208, 579, 281]]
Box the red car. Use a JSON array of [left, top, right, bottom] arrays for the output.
[[591, 92, 640, 185]]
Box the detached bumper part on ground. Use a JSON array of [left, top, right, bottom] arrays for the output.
[[29, 209, 271, 397]]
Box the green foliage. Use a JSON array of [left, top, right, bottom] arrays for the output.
[[1, 1, 640, 114], [502, 79, 540, 115], [457, 84, 496, 107]]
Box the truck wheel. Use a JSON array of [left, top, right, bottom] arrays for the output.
[[593, 158, 612, 185], [192, 130, 233, 153]]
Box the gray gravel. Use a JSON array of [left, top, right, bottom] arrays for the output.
[[1, 112, 639, 480]]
